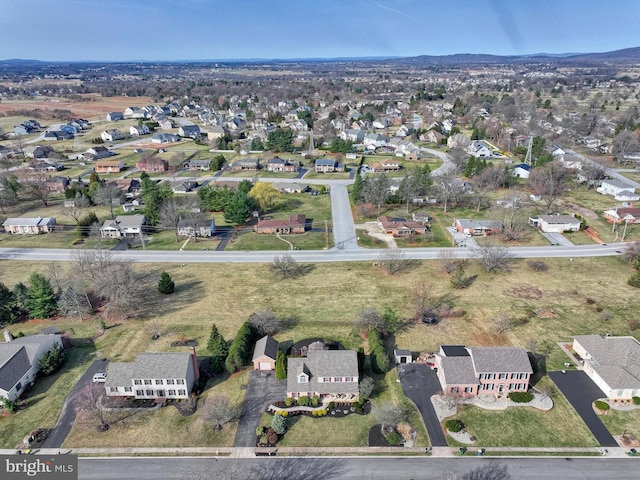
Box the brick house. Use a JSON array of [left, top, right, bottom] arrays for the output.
[[3, 217, 56, 234], [453, 219, 503, 236], [230, 159, 260, 171], [377, 216, 428, 236], [136, 157, 169, 173], [95, 160, 125, 173], [603, 207, 640, 225], [434, 345, 532, 397], [266, 157, 299, 173], [255, 214, 306, 234]]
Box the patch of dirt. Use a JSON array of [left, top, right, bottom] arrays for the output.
[[503, 284, 543, 300], [582, 226, 604, 244], [616, 434, 640, 447], [534, 309, 558, 318], [565, 202, 598, 220]]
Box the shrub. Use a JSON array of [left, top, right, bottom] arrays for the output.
[[1, 398, 18, 414], [284, 397, 294, 407], [444, 419, 464, 433], [632, 397, 640, 405], [259, 434, 269, 445], [275, 351, 287, 380], [629, 319, 640, 331], [594, 400, 610, 411], [327, 402, 335, 411], [527, 260, 548, 272], [297, 396, 310, 406], [584, 297, 596, 305], [310, 395, 320, 407], [157, 272, 175, 294], [385, 430, 403, 446], [508, 391, 534, 403], [256, 426, 265, 437], [271, 413, 287, 435]]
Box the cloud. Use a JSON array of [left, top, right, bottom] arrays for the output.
[[375, 2, 412, 19]]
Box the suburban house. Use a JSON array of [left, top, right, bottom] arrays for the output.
[[529, 215, 581, 233], [184, 159, 212, 171], [100, 214, 146, 238], [170, 180, 198, 193], [95, 160, 125, 173], [287, 349, 359, 402], [434, 345, 532, 397], [130, 125, 150, 136], [603, 207, 640, 225], [106, 112, 124, 122], [252, 335, 279, 371], [178, 125, 201, 139], [255, 214, 306, 234], [273, 182, 309, 194], [104, 349, 199, 400], [177, 218, 215, 238], [101, 129, 123, 142], [124, 107, 146, 119], [377, 216, 428, 236], [151, 133, 180, 144], [266, 157, 299, 173], [3, 217, 56, 234], [466, 140, 492, 158], [0, 331, 64, 401], [453, 219, 503, 236], [24, 145, 55, 159], [370, 161, 401, 173], [572, 335, 640, 399], [315, 159, 343, 173], [84, 146, 116, 160], [230, 159, 260, 171], [136, 157, 168, 173], [44, 176, 71, 193], [511, 163, 531, 179], [597, 179, 640, 202]]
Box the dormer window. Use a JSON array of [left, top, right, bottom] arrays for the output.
[[298, 373, 309, 383]]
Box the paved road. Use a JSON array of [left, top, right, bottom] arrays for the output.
[[233, 371, 286, 449], [566, 148, 640, 190], [76, 456, 640, 479], [549, 370, 618, 448], [329, 183, 358, 250], [398, 364, 448, 447], [421, 147, 456, 176], [0, 242, 627, 264], [42, 359, 109, 448]]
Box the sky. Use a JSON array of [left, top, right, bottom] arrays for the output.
[[1, 0, 639, 62]]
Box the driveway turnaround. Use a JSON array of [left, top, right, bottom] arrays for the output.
[[397, 363, 447, 447], [549, 370, 618, 447], [42, 358, 110, 448], [233, 371, 286, 448]]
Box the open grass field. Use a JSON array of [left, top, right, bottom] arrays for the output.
[[261, 369, 429, 448], [599, 408, 640, 443], [446, 379, 598, 447]]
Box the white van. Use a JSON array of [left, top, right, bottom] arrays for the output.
[[92, 372, 107, 383]]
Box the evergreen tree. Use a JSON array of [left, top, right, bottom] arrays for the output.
[[271, 413, 287, 435], [38, 343, 66, 375], [351, 172, 364, 202], [207, 323, 228, 373], [223, 191, 252, 225], [157, 272, 175, 294], [275, 351, 287, 380], [25, 273, 57, 319], [0, 283, 18, 325]]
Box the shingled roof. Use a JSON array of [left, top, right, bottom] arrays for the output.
[[252, 335, 279, 362]]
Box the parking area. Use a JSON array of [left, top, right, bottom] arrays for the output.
[[549, 370, 618, 447]]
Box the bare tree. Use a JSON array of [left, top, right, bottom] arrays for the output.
[[439, 390, 467, 411], [354, 308, 384, 332], [410, 280, 438, 323], [492, 194, 531, 243], [377, 247, 410, 275], [612, 130, 639, 162], [78, 383, 109, 431], [20, 173, 51, 207], [362, 173, 390, 214], [397, 166, 431, 213], [529, 161, 568, 214], [375, 402, 407, 433], [248, 310, 281, 336], [493, 313, 516, 334], [620, 240, 640, 263], [57, 275, 93, 321], [94, 183, 124, 219], [431, 174, 468, 213], [438, 249, 460, 274], [577, 163, 606, 189], [269, 253, 302, 279], [200, 392, 240, 431], [58, 202, 87, 225], [472, 243, 513, 273], [145, 319, 164, 340], [94, 261, 147, 320], [471, 165, 509, 212]]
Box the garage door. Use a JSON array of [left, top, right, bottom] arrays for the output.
[[259, 362, 272, 370]]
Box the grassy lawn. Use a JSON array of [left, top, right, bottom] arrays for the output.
[[599, 408, 640, 441], [261, 369, 429, 448], [220, 170, 301, 179], [141, 229, 220, 251], [226, 231, 330, 251], [446, 379, 598, 447], [304, 171, 353, 180], [63, 370, 250, 448]]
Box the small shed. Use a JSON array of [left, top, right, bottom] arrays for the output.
[[252, 335, 279, 371], [394, 349, 412, 365]]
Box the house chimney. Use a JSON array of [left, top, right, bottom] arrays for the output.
[[190, 347, 200, 382], [4, 330, 14, 343]]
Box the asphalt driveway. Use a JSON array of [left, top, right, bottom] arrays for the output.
[[233, 371, 286, 448], [397, 363, 447, 447], [41, 358, 109, 448], [548, 370, 618, 447]]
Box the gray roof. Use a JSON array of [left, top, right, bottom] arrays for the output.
[[101, 214, 146, 230], [3, 217, 55, 227], [539, 215, 580, 224], [440, 356, 478, 386], [252, 335, 279, 362], [574, 335, 640, 390], [0, 346, 31, 391], [467, 347, 532, 374], [456, 219, 503, 230], [603, 179, 634, 190], [287, 350, 358, 395], [105, 352, 193, 388]]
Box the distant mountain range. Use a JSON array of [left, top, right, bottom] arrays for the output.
[[2, 47, 640, 66]]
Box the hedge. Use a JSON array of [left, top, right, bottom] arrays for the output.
[[594, 400, 610, 411], [508, 391, 534, 403], [445, 419, 464, 433], [225, 321, 254, 373], [632, 396, 640, 405]]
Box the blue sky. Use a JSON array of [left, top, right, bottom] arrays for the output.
[[1, 0, 638, 61]]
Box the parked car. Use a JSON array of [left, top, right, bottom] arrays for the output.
[[92, 372, 107, 383]]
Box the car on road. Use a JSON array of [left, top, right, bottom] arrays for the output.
[[92, 372, 107, 383]]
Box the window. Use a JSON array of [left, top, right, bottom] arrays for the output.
[[124, 387, 132, 392], [464, 387, 473, 393], [168, 389, 176, 396], [155, 379, 163, 385], [498, 373, 507, 380], [136, 390, 143, 396], [486, 384, 494, 390], [134, 379, 142, 385], [178, 389, 186, 396], [144, 379, 152, 385], [518, 383, 526, 390], [509, 383, 515, 389], [16, 382, 22, 391], [488, 373, 496, 380], [109, 387, 118, 393], [520, 373, 528, 379], [511, 373, 517, 379], [298, 374, 308, 383], [145, 389, 153, 396], [166, 379, 175, 385], [451, 387, 459, 393], [176, 379, 185, 385]]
